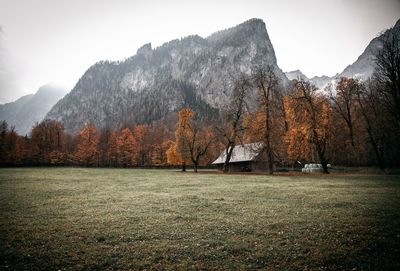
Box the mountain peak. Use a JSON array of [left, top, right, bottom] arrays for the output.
[[285, 70, 308, 81], [340, 17, 400, 79], [206, 18, 267, 41], [394, 18, 400, 30], [239, 18, 265, 27], [137, 43, 152, 55], [0, 84, 67, 135]]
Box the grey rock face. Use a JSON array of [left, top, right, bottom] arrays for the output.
[[285, 70, 308, 81], [46, 18, 289, 133], [285, 19, 400, 92], [340, 19, 400, 80]]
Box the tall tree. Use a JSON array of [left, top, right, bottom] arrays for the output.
[[166, 142, 184, 168], [75, 124, 99, 166], [175, 108, 214, 172], [98, 127, 113, 167], [327, 77, 360, 148], [215, 74, 250, 172], [374, 27, 400, 126], [106, 131, 119, 167], [31, 120, 65, 165], [116, 128, 136, 167], [285, 80, 332, 173], [132, 125, 151, 166], [355, 79, 389, 169], [251, 65, 285, 174], [0, 121, 9, 164]]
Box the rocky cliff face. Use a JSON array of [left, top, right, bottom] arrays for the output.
[[285, 70, 308, 81], [285, 70, 335, 90], [285, 18, 400, 91], [339, 19, 400, 80], [0, 84, 67, 135], [46, 18, 289, 133]]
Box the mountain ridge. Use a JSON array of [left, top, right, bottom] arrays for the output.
[[46, 18, 289, 133], [0, 84, 67, 135], [285, 18, 400, 90]]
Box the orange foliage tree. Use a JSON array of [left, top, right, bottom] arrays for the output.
[[285, 80, 332, 173], [106, 131, 119, 167], [74, 124, 99, 166], [248, 65, 287, 173], [116, 128, 136, 167], [166, 141, 183, 167], [31, 120, 66, 165]]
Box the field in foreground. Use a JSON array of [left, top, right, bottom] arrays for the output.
[[0, 168, 399, 270]]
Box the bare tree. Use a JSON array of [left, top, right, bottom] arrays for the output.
[[327, 77, 360, 148], [176, 108, 215, 173], [215, 74, 250, 172], [355, 80, 388, 170], [252, 65, 283, 174], [375, 26, 400, 126]]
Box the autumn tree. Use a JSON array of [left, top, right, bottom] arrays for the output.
[[106, 131, 119, 167], [250, 65, 286, 173], [98, 127, 113, 167], [148, 123, 172, 166], [152, 139, 173, 166], [175, 108, 214, 172], [132, 125, 150, 166], [116, 128, 136, 167], [215, 74, 250, 172], [74, 124, 99, 166], [31, 120, 66, 165], [327, 77, 360, 148], [0, 121, 9, 164], [4, 127, 21, 165], [355, 79, 392, 169], [285, 80, 332, 173], [166, 141, 184, 168]]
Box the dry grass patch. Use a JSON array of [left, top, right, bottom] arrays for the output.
[[0, 168, 399, 270]]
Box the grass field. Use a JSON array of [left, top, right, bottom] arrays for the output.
[[0, 168, 399, 270]]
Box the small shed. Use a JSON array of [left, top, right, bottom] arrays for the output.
[[212, 142, 275, 173]]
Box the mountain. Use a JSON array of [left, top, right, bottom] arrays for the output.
[[0, 84, 67, 135], [285, 70, 335, 90], [285, 18, 400, 90], [340, 19, 399, 79], [285, 70, 308, 81], [309, 75, 337, 90], [46, 18, 289, 133]]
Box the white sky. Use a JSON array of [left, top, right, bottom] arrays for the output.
[[0, 0, 399, 103]]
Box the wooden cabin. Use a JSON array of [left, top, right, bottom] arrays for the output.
[[212, 142, 275, 173]]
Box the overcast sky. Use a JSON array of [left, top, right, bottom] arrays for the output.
[[0, 0, 399, 103]]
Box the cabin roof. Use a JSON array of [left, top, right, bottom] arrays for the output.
[[212, 142, 264, 164]]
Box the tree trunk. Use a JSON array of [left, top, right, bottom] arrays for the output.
[[265, 110, 274, 175], [264, 139, 274, 175], [182, 161, 186, 172], [312, 129, 329, 174], [367, 129, 386, 170], [194, 161, 198, 173], [223, 143, 234, 173]]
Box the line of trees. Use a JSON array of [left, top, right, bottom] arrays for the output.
[[0, 71, 399, 171], [0, 120, 177, 167]]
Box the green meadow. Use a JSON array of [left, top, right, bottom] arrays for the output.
[[0, 168, 399, 270]]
